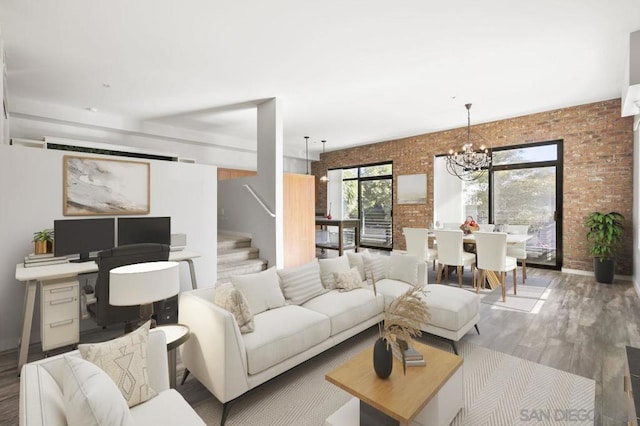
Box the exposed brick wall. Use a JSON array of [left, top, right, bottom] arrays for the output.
[[311, 99, 634, 274]]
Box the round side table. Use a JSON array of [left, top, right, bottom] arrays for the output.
[[155, 323, 190, 388]]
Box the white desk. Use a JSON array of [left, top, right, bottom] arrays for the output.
[[15, 250, 200, 373]]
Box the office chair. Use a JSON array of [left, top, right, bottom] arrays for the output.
[[88, 243, 171, 331]]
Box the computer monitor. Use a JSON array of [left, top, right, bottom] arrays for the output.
[[54, 218, 116, 262], [117, 217, 171, 246]]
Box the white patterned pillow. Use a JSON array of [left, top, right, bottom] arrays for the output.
[[62, 356, 135, 426], [78, 321, 157, 408], [277, 259, 327, 305], [318, 256, 351, 289], [363, 255, 388, 285], [214, 286, 255, 333], [334, 267, 363, 292], [231, 267, 286, 315], [346, 250, 370, 281], [387, 253, 419, 286]]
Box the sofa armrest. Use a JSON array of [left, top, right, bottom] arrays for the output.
[[178, 288, 250, 403]]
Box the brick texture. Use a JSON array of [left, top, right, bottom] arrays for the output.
[[311, 99, 634, 275]]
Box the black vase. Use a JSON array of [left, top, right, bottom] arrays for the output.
[[373, 337, 393, 379]]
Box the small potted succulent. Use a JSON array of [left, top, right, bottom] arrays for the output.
[[33, 229, 54, 254], [585, 211, 624, 284]]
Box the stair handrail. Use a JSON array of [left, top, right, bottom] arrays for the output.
[[243, 184, 276, 218]]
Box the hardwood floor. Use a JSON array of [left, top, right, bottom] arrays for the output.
[[0, 268, 637, 425]]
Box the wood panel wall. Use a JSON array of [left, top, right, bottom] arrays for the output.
[[284, 174, 316, 268], [218, 167, 257, 180]]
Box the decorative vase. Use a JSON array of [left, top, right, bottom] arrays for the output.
[[34, 241, 48, 255], [373, 337, 393, 379]]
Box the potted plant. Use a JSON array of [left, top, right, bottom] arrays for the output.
[[33, 228, 54, 254], [585, 211, 624, 284]]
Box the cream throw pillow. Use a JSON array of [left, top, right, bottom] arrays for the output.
[[318, 256, 351, 289], [363, 255, 388, 285], [277, 259, 327, 305], [346, 250, 370, 281], [214, 286, 255, 333], [78, 321, 157, 408], [231, 267, 286, 315], [62, 356, 135, 426], [387, 253, 419, 286], [334, 267, 363, 292]]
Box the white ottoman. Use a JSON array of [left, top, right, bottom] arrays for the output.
[[421, 284, 480, 354]]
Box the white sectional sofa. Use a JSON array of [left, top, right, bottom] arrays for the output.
[[19, 329, 205, 426], [178, 252, 479, 425]]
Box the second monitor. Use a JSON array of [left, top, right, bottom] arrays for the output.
[[117, 217, 171, 246]]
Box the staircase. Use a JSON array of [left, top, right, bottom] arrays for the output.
[[217, 234, 268, 284]]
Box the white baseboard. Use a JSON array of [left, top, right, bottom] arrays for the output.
[[561, 267, 632, 282]]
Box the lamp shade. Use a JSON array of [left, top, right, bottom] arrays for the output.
[[109, 261, 180, 306]]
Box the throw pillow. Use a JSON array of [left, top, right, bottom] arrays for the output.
[[277, 259, 327, 305], [363, 255, 388, 285], [231, 267, 286, 315], [334, 267, 363, 292], [62, 356, 135, 426], [214, 286, 255, 333], [346, 250, 370, 281], [318, 256, 351, 289], [78, 321, 157, 408], [387, 253, 419, 286]]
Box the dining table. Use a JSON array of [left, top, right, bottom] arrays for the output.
[[428, 231, 534, 290]]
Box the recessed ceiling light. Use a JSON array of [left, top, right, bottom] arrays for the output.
[[102, 83, 111, 88], [86, 107, 98, 112]]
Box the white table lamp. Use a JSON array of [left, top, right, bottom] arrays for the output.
[[109, 261, 180, 327]]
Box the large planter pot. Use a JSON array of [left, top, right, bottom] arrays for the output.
[[373, 338, 393, 379], [594, 257, 614, 284]]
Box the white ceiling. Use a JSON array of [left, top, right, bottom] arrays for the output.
[[1, 0, 639, 159]]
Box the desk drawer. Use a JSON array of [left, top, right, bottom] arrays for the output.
[[42, 295, 78, 324], [42, 278, 78, 302], [42, 318, 79, 351]]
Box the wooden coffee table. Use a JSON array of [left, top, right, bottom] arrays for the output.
[[325, 340, 463, 426]]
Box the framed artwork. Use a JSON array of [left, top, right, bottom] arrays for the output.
[[397, 173, 427, 204], [63, 155, 150, 216]]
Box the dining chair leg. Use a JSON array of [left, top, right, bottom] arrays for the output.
[[513, 268, 517, 295], [457, 266, 463, 287], [522, 259, 527, 283], [436, 264, 443, 283], [501, 272, 506, 302], [445, 265, 449, 281]]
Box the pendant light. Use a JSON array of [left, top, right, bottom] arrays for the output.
[[304, 136, 310, 174], [319, 140, 329, 182]]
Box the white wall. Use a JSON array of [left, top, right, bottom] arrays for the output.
[[218, 99, 284, 268], [634, 115, 639, 295], [0, 144, 217, 351], [434, 156, 464, 224]]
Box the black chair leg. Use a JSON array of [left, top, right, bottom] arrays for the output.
[[180, 368, 190, 386], [474, 324, 480, 335], [449, 341, 458, 355], [221, 402, 232, 426]]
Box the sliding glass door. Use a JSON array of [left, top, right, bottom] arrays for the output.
[[490, 141, 562, 268]]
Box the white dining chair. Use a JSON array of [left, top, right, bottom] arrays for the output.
[[506, 224, 528, 284], [403, 227, 438, 271], [474, 231, 517, 302], [433, 229, 476, 287], [478, 223, 495, 232]]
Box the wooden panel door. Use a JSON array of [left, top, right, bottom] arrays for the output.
[[284, 174, 315, 268]]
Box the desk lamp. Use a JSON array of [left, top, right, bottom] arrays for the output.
[[109, 261, 180, 328]]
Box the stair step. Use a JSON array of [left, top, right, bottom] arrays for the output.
[[218, 247, 259, 263], [217, 234, 251, 250], [217, 259, 268, 280]]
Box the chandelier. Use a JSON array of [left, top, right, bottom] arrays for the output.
[[445, 103, 491, 181]]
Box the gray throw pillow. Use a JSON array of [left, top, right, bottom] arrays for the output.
[[214, 286, 255, 333]]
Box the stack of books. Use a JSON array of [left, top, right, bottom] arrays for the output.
[[24, 253, 69, 268], [392, 339, 426, 367]]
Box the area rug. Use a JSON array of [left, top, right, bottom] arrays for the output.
[[427, 269, 552, 313], [190, 327, 594, 425]]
